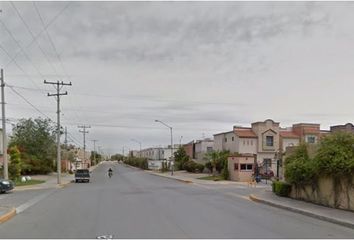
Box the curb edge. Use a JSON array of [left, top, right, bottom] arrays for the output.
[[0, 208, 16, 224]]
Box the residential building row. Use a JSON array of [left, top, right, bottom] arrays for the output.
[[217, 120, 353, 181]]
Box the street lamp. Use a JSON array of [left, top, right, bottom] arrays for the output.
[[155, 119, 174, 175], [179, 136, 183, 148], [131, 139, 142, 157]]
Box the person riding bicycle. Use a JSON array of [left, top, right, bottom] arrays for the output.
[[108, 168, 113, 178]]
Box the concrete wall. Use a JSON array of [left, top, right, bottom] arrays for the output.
[[195, 140, 213, 161], [224, 132, 237, 153], [238, 137, 257, 154], [213, 134, 224, 151], [290, 176, 354, 211], [148, 160, 162, 170]]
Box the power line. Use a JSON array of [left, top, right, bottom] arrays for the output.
[[0, 18, 48, 86], [5, 2, 71, 67], [0, 43, 43, 91], [33, 2, 70, 81], [10, 2, 61, 78], [7, 85, 53, 120]]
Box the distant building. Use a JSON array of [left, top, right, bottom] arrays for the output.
[[138, 146, 178, 170], [183, 141, 195, 160], [330, 123, 354, 134], [194, 138, 214, 162]]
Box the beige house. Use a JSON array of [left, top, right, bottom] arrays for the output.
[[227, 154, 255, 182]]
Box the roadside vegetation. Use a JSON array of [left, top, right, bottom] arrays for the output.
[[198, 175, 224, 181], [14, 179, 46, 187], [274, 131, 354, 200], [8, 117, 57, 178], [124, 157, 148, 170]]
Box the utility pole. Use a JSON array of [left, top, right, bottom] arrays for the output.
[[1, 69, 8, 180], [78, 125, 90, 168], [64, 127, 68, 149], [91, 139, 98, 165], [44, 80, 72, 184]]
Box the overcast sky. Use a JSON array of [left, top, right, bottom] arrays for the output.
[[1, 1, 354, 155]]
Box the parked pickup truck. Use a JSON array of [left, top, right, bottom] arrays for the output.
[[75, 169, 90, 183]]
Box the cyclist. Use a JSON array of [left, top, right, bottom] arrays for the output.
[[108, 168, 113, 178]]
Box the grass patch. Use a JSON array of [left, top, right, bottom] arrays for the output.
[[197, 175, 224, 181], [14, 179, 46, 187]]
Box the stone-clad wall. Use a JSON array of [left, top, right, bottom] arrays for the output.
[[290, 176, 354, 211]]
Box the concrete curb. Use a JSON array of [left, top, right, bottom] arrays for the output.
[[0, 207, 16, 224], [249, 194, 354, 229], [123, 164, 141, 171], [58, 181, 72, 188], [146, 171, 193, 184]]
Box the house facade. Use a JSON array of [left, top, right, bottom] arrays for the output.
[[227, 154, 255, 182], [183, 141, 195, 160], [139, 146, 178, 170], [194, 138, 214, 162]]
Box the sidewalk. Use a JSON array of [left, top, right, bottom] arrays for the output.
[[250, 190, 354, 229], [145, 169, 271, 188], [14, 162, 103, 191], [14, 173, 74, 191]]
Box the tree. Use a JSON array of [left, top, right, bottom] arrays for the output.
[[314, 132, 354, 177], [9, 118, 56, 174], [8, 146, 22, 180], [284, 143, 314, 185], [207, 150, 230, 176], [174, 147, 190, 170], [90, 151, 102, 163], [111, 153, 124, 161]]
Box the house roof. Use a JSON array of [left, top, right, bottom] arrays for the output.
[[234, 128, 257, 138], [280, 131, 299, 139], [213, 130, 234, 136]]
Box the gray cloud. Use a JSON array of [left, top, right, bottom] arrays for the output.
[[1, 2, 354, 153]]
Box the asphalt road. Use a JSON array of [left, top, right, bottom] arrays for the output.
[[0, 162, 354, 238]]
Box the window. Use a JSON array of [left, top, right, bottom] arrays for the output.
[[247, 140, 249, 145], [306, 135, 316, 144], [232, 137, 234, 141], [240, 164, 253, 171], [206, 147, 213, 153], [251, 140, 253, 145], [266, 136, 274, 146], [243, 140, 245, 145], [234, 163, 238, 170], [225, 138, 227, 142]]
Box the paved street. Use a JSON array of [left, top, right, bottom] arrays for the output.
[[0, 162, 354, 238]]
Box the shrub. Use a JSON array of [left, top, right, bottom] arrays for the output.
[[221, 167, 229, 180], [284, 143, 314, 185], [314, 132, 354, 177], [183, 161, 204, 173], [205, 162, 213, 173], [272, 181, 291, 197], [195, 163, 205, 173]]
